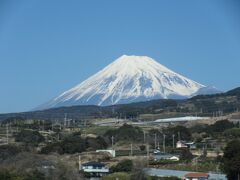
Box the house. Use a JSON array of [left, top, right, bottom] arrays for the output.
[[185, 142, 196, 149], [153, 149, 161, 154], [176, 141, 188, 148], [81, 161, 109, 178], [177, 141, 196, 149], [154, 153, 180, 161], [184, 172, 209, 180]]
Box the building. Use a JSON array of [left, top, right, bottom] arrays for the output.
[[154, 153, 180, 161], [177, 141, 196, 149], [184, 172, 209, 180], [145, 168, 226, 180], [176, 141, 188, 148], [185, 142, 196, 149], [81, 161, 109, 178]]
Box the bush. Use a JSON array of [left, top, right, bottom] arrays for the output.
[[15, 130, 44, 146], [24, 170, 45, 180], [179, 148, 193, 162], [102, 172, 131, 180], [104, 124, 143, 143], [164, 126, 192, 142], [210, 120, 234, 133], [221, 139, 240, 180], [224, 128, 240, 138], [0, 169, 45, 180], [0, 145, 22, 161], [86, 136, 108, 150], [61, 133, 86, 154], [110, 159, 133, 173], [41, 133, 85, 154], [40, 142, 64, 154], [41, 132, 107, 154], [139, 145, 146, 151], [0, 170, 21, 180]]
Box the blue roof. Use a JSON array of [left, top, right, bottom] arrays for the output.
[[82, 161, 105, 167]]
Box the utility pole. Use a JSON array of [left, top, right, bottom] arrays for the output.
[[172, 134, 175, 149], [64, 113, 67, 128], [145, 132, 149, 166], [6, 123, 9, 144], [146, 144, 149, 160], [130, 143, 133, 156], [38, 120, 41, 131], [178, 131, 181, 141], [163, 134, 166, 153], [9, 122, 11, 134], [154, 133, 157, 150], [111, 136, 114, 150], [143, 130, 146, 143], [78, 155, 81, 171], [112, 107, 115, 115]]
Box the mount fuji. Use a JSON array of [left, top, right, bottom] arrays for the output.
[[37, 55, 220, 110]]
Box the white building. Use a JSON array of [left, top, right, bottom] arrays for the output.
[[176, 141, 188, 148], [154, 153, 180, 161], [177, 141, 196, 149], [81, 161, 109, 178]]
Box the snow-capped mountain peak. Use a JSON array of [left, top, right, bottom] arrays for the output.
[[37, 55, 218, 110]]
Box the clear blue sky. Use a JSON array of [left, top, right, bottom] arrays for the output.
[[0, 0, 240, 113]]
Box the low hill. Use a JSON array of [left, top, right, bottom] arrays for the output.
[[0, 87, 239, 122]]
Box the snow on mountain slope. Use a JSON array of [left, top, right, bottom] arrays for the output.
[[37, 55, 218, 110]]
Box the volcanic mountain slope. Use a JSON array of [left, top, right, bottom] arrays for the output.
[[37, 55, 219, 110]]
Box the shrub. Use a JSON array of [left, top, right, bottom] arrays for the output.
[[110, 159, 133, 173], [102, 172, 131, 180], [15, 130, 44, 146], [41, 132, 107, 154], [221, 139, 240, 180], [224, 128, 240, 138], [179, 148, 193, 162], [139, 145, 146, 151], [0, 145, 22, 161], [104, 124, 143, 143], [86, 136, 108, 150]]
